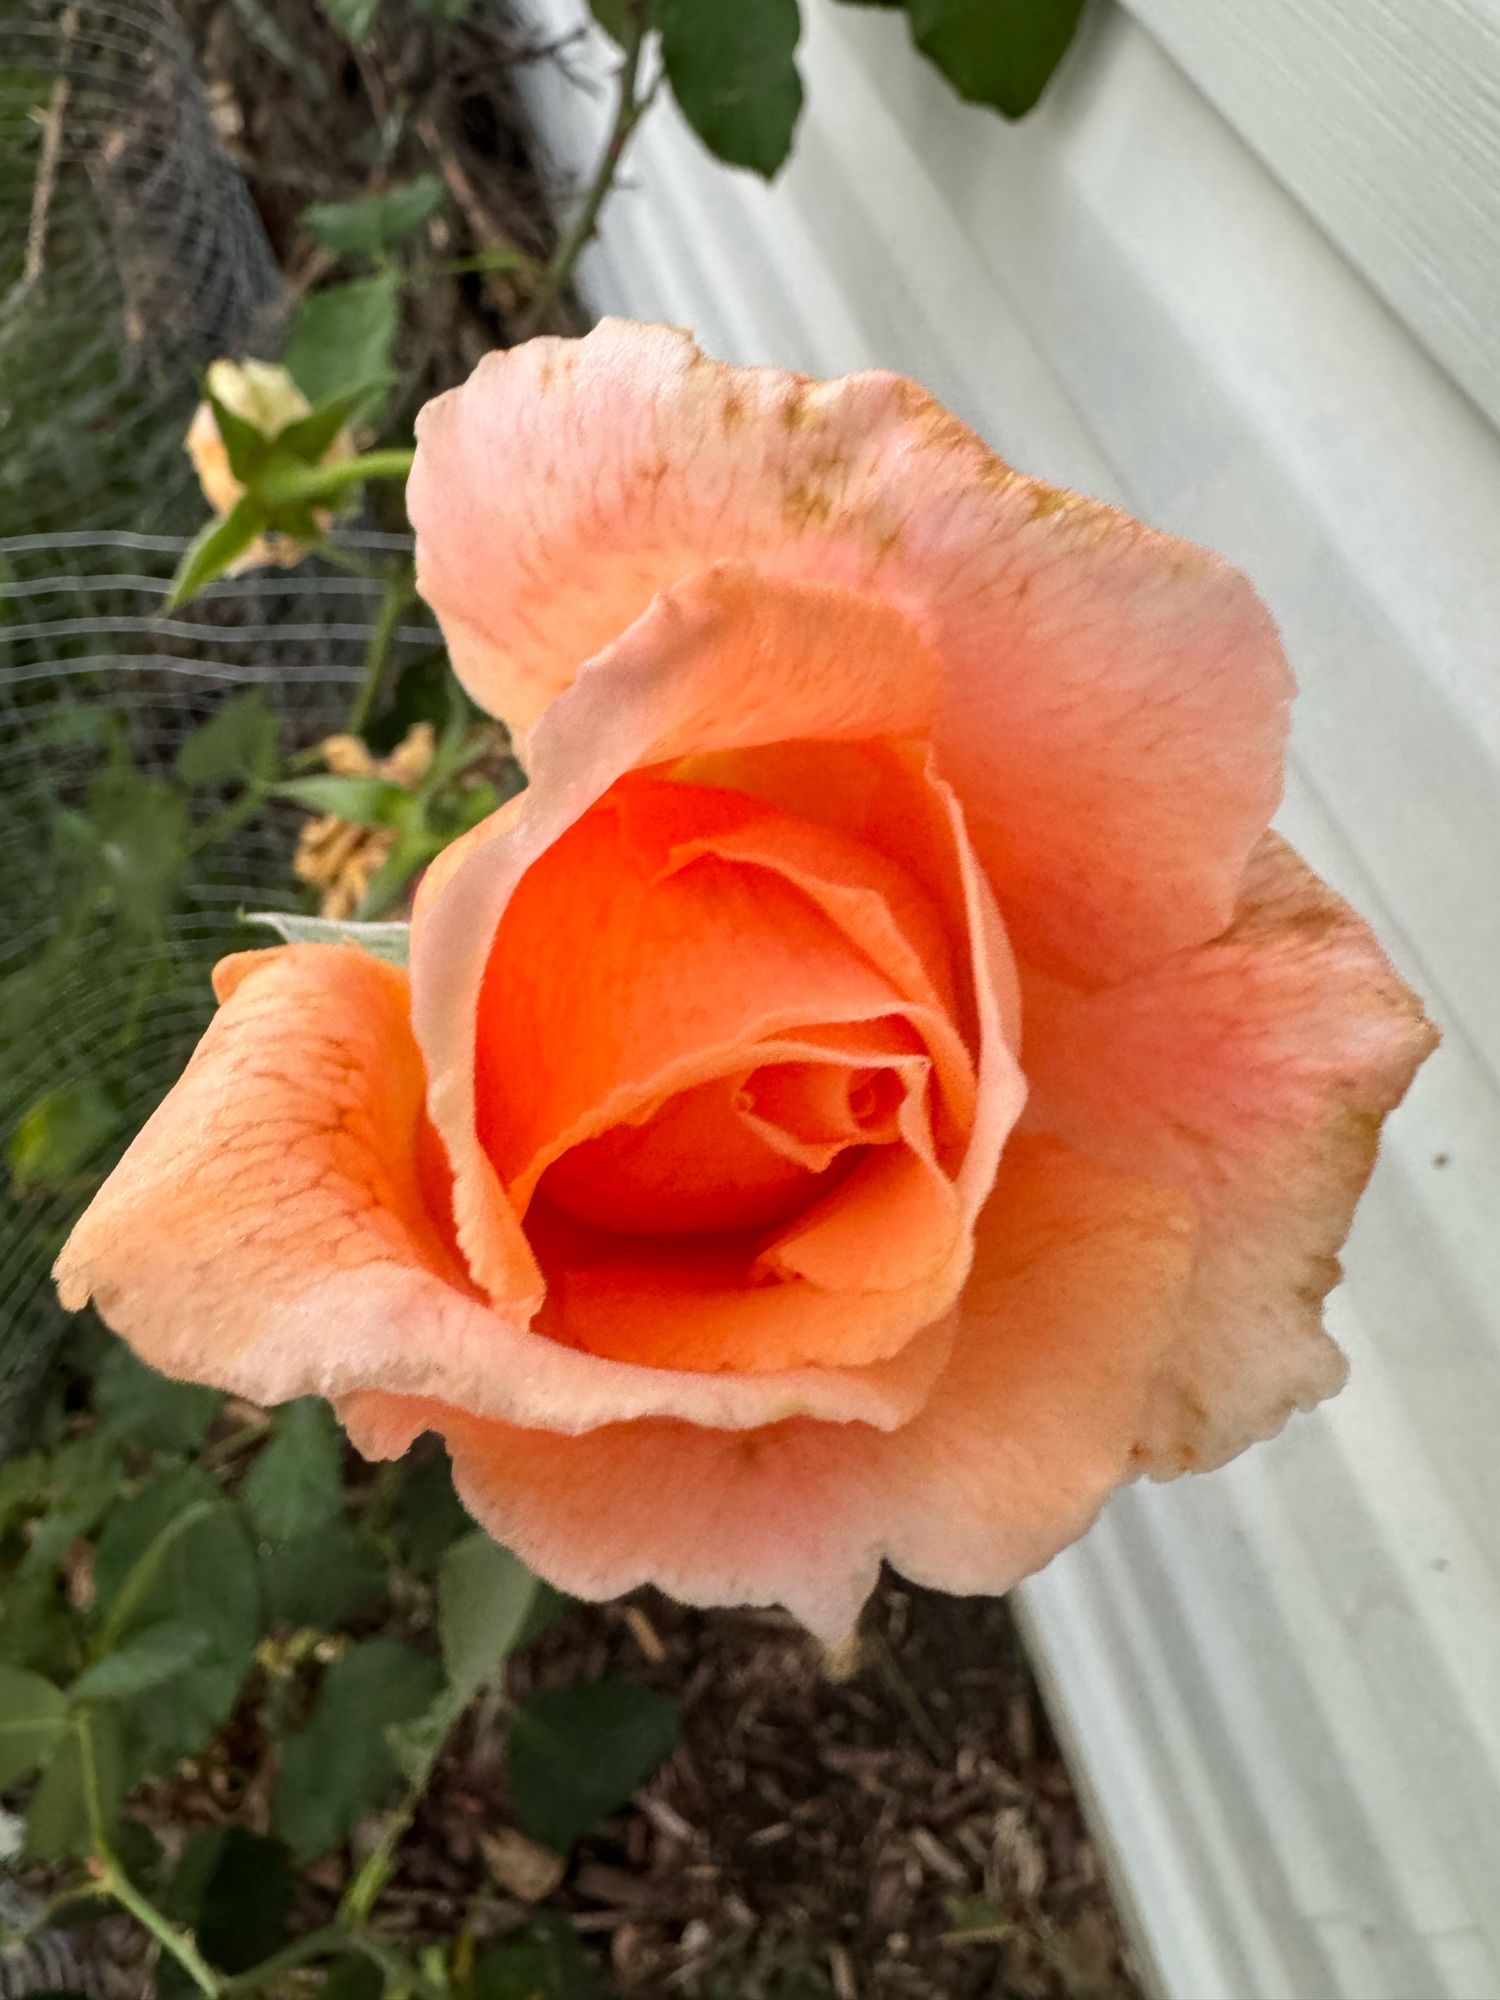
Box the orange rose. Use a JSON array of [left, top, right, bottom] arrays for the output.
[[57, 323, 1434, 1644]]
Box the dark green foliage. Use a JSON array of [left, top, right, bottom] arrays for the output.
[[258, 1520, 389, 1628], [393, 1450, 472, 1574], [303, 177, 447, 259], [165, 1828, 295, 1972], [273, 1637, 444, 1859], [906, 0, 1086, 117], [243, 1400, 345, 1544], [509, 1678, 680, 1853], [0, 1662, 68, 1784], [286, 274, 402, 408], [438, 1531, 540, 1707], [835, 0, 1084, 116], [658, 0, 804, 177], [472, 1919, 607, 1999], [91, 1463, 261, 1767], [93, 1345, 222, 1456], [174, 690, 281, 790]]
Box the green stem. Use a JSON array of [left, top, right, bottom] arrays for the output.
[[186, 784, 264, 858], [338, 1696, 459, 1926], [515, 6, 653, 341], [347, 1930, 449, 2000], [94, 1500, 216, 1656], [312, 538, 388, 581], [346, 563, 416, 738], [78, 1716, 221, 1997], [219, 1924, 346, 1994], [259, 449, 414, 508]]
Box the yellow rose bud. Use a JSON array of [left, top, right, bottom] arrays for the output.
[[183, 358, 355, 575]]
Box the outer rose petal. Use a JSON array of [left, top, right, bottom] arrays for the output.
[[341, 1139, 1195, 1647], [51, 945, 962, 1436], [1018, 834, 1438, 1474], [410, 319, 1292, 979]]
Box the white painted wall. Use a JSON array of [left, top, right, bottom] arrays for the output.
[[515, 7, 1500, 1995]]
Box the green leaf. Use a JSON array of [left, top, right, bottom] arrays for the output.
[[272, 1638, 443, 1860], [303, 176, 447, 259], [274, 775, 412, 827], [259, 1521, 388, 1628], [0, 1663, 68, 1785], [79, 767, 190, 937], [273, 383, 384, 466], [19, 1432, 122, 1578], [6, 1079, 122, 1191], [165, 496, 267, 610], [904, 0, 1085, 117], [71, 1620, 211, 1703], [0, 1566, 72, 1679], [659, 0, 803, 176], [385, 1698, 454, 1786], [91, 1465, 260, 1767], [318, 0, 381, 42], [26, 1711, 124, 1860], [244, 912, 410, 966], [165, 1827, 294, 1973], [93, 1344, 222, 1455], [352, 822, 444, 919], [588, 0, 646, 40], [286, 273, 401, 408], [175, 688, 280, 788], [393, 1452, 471, 1575], [434, 246, 537, 278], [508, 1678, 679, 1853], [438, 1533, 539, 1708], [320, 1961, 384, 2000], [414, 0, 472, 17], [243, 1399, 344, 1543], [472, 1918, 606, 2000], [0, 1453, 50, 1538], [204, 390, 273, 485]]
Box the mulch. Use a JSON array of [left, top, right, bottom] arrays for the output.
[[399, 1578, 1144, 2000]]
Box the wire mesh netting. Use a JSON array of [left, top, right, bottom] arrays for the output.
[[0, 0, 421, 1452], [0, 0, 284, 535]]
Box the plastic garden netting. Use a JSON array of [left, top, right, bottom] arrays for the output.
[[0, 0, 422, 1453]]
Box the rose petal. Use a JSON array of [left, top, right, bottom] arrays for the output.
[[52, 944, 961, 1436], [1017, 833, 1438, 1473], [477, 776, 975, 1208], [410, 319, 1292, 979], [409, 561, 954, 1309], [341, 1138, 1194, 1646]]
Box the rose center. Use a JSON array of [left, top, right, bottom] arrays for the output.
[[535, 1053, 915, 1237]]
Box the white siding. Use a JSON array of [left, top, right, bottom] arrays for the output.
[[516, 8, 1500, 1995]]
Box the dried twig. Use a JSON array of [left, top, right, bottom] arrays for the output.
[[5, 0, 82, 317]]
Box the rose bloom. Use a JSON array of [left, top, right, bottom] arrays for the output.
[[58, 322, 1435, 1644], [184, 358, 353, 572]]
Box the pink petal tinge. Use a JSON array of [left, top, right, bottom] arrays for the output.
[[409, 319, 1294, 981], [340, 1138, 1196, 1646], [1019, 834, 1438, 1473]]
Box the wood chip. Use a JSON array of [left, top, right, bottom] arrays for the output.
[[829, 1941, 859, 1999], [623, 1603, 667, 1663], [910, 1825, 969, 1887], [477, 1826, 566, 1903]]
